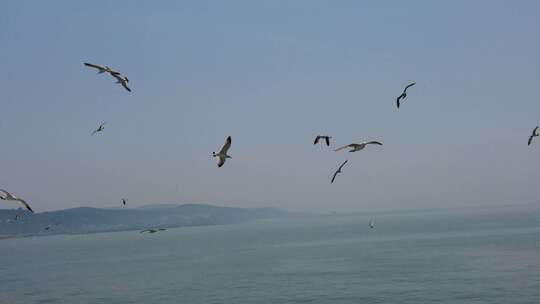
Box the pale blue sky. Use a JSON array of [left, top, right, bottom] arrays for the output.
[[1, 1, 540, 212]]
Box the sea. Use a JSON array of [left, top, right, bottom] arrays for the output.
[[1, 205, 540, 304]]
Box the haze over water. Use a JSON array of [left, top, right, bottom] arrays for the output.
[[2, 205, 540, 304]]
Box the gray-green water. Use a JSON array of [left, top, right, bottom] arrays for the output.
[[1, 206, 540, 303]]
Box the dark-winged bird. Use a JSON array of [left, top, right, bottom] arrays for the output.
[[91, 121, 107, 136], [314, 135, 332, 147], [111, 74, 131, 92], [396, 82, 416, 108], [122, 199, 127, 206], [528, 126, 539, 146], [213, 136, 232, 167], [331, 160, 348, 184]]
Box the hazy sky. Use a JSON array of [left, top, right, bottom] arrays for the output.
[[1, 1, 540, 212]]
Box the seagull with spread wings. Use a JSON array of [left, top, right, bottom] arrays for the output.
[[213, 136, 232, 167], [314, 135, 332, 147], [334, 141, 383, 153], [396, 82, 416, 109], [0, 189, 33, 213], [331, 160, 348, 184], [528, 125, 539, 146], [84, 62, 120, 75], [91, 121, 107, 136]]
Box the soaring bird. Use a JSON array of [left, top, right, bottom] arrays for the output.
[[331, 160, 348, 184], [0, 189, 33, 213], [122, 199, 127, 206], [396, 82, 416, 108], [314, 135, 332, 147], [140, 228, 166, 233], [528, 126, 539, 146], [213, 136, 232, 167], [334, 141, 383, 152], [111, 73, 131, 92], [84, 62, 120, 75], [91, 121, 106, 136]]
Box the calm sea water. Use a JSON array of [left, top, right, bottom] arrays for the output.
[[1, 206, 540, 304]]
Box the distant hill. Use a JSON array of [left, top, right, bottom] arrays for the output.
[[0, 204, 292, 238]]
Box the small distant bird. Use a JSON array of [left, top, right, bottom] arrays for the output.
[[91, 121, 106, 136], [528, 126, 539, 146], [122, 199, 127, 206], [314, 135, 332, 147], [213, 136, 232, 168], [396, 82, 416, 108], [14, 214, 21, 221], [43, 226, 51, 231], [84, 62, 120, 75], [369, 220, 375, 229], [140, 228, 166, 233], [0, 190, 33, 213], [334, 141, 383, 152], [331, 160, 348, 184], [111, 74, 131, 92]]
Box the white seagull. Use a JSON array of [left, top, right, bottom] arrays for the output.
[[331, 160, 348, 184], [91, 121, 107, 136], [314, 135, 332, 147], [111, 74, 131, 92], [213, 136, 232, 168], [84, 62, 120, 75], [0, 189, 33, 213], [396, 82, 416, 109], [528, 126, 539, 146], [334, 141, 383, 152]]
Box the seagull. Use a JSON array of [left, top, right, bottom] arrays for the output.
[[331, 160, 348, 184], [111, 73, 131, 92], [369, 220, 375, 229], [140, 228, 166, 233], [213, 136, 232, 167], [314, 135, 332, 147], [528, 126, 539, 146], [0, 190, 33, 213], [84, 62, 120, 75], [334, 141, 383, 152], [122, 198, 127, 206], [396, 82, 416, 108], [91, 121, 106, 136]]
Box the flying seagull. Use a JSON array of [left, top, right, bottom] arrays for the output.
[[396, 82, 416, 108], [331, 160, 348, 184], [91, 121, 107, 136], [528, 126, 539, 146], [0, 189, 33, 213], [122, 199, 127, 206], [140, 228, 166, 233], [334, 141, 383, 152], [111, 73, 131, 92], [314, 135, 332, 147], [213, 136, 232, 167], [84, 62, 120, 75]]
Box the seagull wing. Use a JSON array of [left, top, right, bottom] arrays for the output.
[[331, 171, 339, 184], [365, 141, 383, 146], [325, 137, 330, 146], [84, 63, 105, 72], [121, 82, 131, 92], [314, 136, 320, 145], [529, 135, 534, 146], [396, 94, 403, 108], [217, 156, 226, 168], [219, 136, 232, 154], [534, 126, 539, 136], [16, 199, 33, 213], [338, 160, 348, 171], [334, 144, 352, 152], [0, 189, 10, 198], [404, 82, 416, 92]]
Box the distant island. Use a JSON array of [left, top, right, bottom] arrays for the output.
[[0, 204, 292, 239]]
